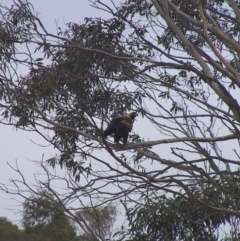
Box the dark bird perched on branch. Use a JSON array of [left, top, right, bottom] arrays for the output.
[[103, 112, 138, 144]]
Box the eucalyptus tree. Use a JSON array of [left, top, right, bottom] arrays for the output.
[[1, 0, 240, 240]]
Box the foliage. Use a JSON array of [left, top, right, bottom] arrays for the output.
[[77, 205, 117, 240], [22, 193, 78, 241], [0, 217, 25, 241], [77, 233, 98, 241], [1, 0, 240, 240], [22, 193, 117, 240], [22, 190, 60, 228]]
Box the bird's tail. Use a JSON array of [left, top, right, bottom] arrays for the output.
[[103, 128, 113, 137]]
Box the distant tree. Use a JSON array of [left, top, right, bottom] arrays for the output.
[[22, 193, 78, 241], [77, 205, 117, 240], [0, 217, 25, 241], [22, 191, 59, 229], [1, 0, 240, 240]]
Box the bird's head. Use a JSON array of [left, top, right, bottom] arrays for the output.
[[129, 112, 138, 121]]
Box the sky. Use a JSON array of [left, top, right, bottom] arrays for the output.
[[0, 0, 111, 225]]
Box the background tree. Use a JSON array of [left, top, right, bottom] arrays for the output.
[[22, 192, 78, 241], [21, 191, 117, 241], [1, 0, 240, 240], [77, 205, 117, 240], [0, 217, 25, 241], [0, 197, 117, 241]]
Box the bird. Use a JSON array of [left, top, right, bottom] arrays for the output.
[[103, 112, 137, 144]]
